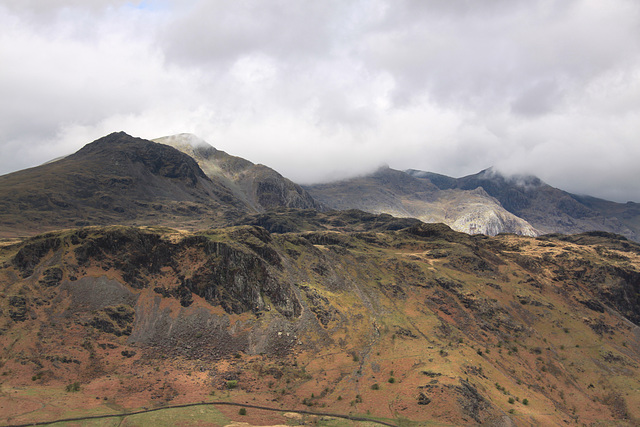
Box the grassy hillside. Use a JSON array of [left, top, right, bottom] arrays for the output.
[[1, 217, 639, 426]]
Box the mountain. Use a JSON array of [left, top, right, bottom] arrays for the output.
[[408, 167, 640, 241], [304, 166, 539, 237], [0, 132, 322, 239], [571, 194, 640, 236], [154, 133, 323, 212], [1, 217, 639, 425]]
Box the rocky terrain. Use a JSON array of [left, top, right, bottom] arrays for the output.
[[408, 167, 640, 241], [1, 213, 640, 426], [154, 134, 323, 213], [304, 167, 539, 237]]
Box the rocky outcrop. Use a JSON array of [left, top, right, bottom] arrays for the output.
[[71, 226, 301, 318], [8, 295, 28, 322]]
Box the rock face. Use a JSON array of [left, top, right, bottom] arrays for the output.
[[68, 226, 301, 318], [447, 188, 539, 236], [154, 133, 323, 212], [304, 167, 538, 237]]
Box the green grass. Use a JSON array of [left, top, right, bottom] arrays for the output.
[[38, 405, 231, 427]]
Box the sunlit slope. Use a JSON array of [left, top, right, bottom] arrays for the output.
[[1, 215, 639, 425]]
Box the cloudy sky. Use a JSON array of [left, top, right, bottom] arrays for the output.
[[1, 0, 640, 202]]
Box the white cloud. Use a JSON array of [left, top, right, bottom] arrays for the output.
[[1, 0, 640, 202]]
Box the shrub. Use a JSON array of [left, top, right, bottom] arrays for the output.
[[238, 408, 247, 415], [226, 380, 238, 389], [65, 382, 81, 392], [523, 398, 529, 405], [508, 397, 515, 404], [371, 383, 380, 390], [388, 377, 396, 384]]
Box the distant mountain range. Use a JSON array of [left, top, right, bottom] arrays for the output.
[[407, 167, 640, 239], [305, 166, 640, 241], [1, 131, 639, 241]]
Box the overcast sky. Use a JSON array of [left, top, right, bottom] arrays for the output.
[[1, 0, 640, 202]]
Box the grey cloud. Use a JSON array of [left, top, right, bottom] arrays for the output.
[[510, 79, 561, 116], [2, 0, 640, 203], [360, 0, 640, 110], [161, 0, 355, 65]]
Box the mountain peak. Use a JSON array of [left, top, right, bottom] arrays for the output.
[[155, 133, 212, 149], [474, 167, 543, 189], [73, 131, 138, 154]]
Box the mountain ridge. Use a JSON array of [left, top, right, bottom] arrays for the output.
[[3, 132, 638, 242], [0, 132, 252, 236], [154, 133, 324, 213], [406, 166, 640, 241], [304, 166, 540, 237], [0, 132, 324, 238]]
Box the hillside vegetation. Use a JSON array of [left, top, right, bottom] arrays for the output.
[[1, 213, 640, 426]]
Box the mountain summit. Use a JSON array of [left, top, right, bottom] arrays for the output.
[[154, 133, 323, 212], [0, 132, 251, 236]]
